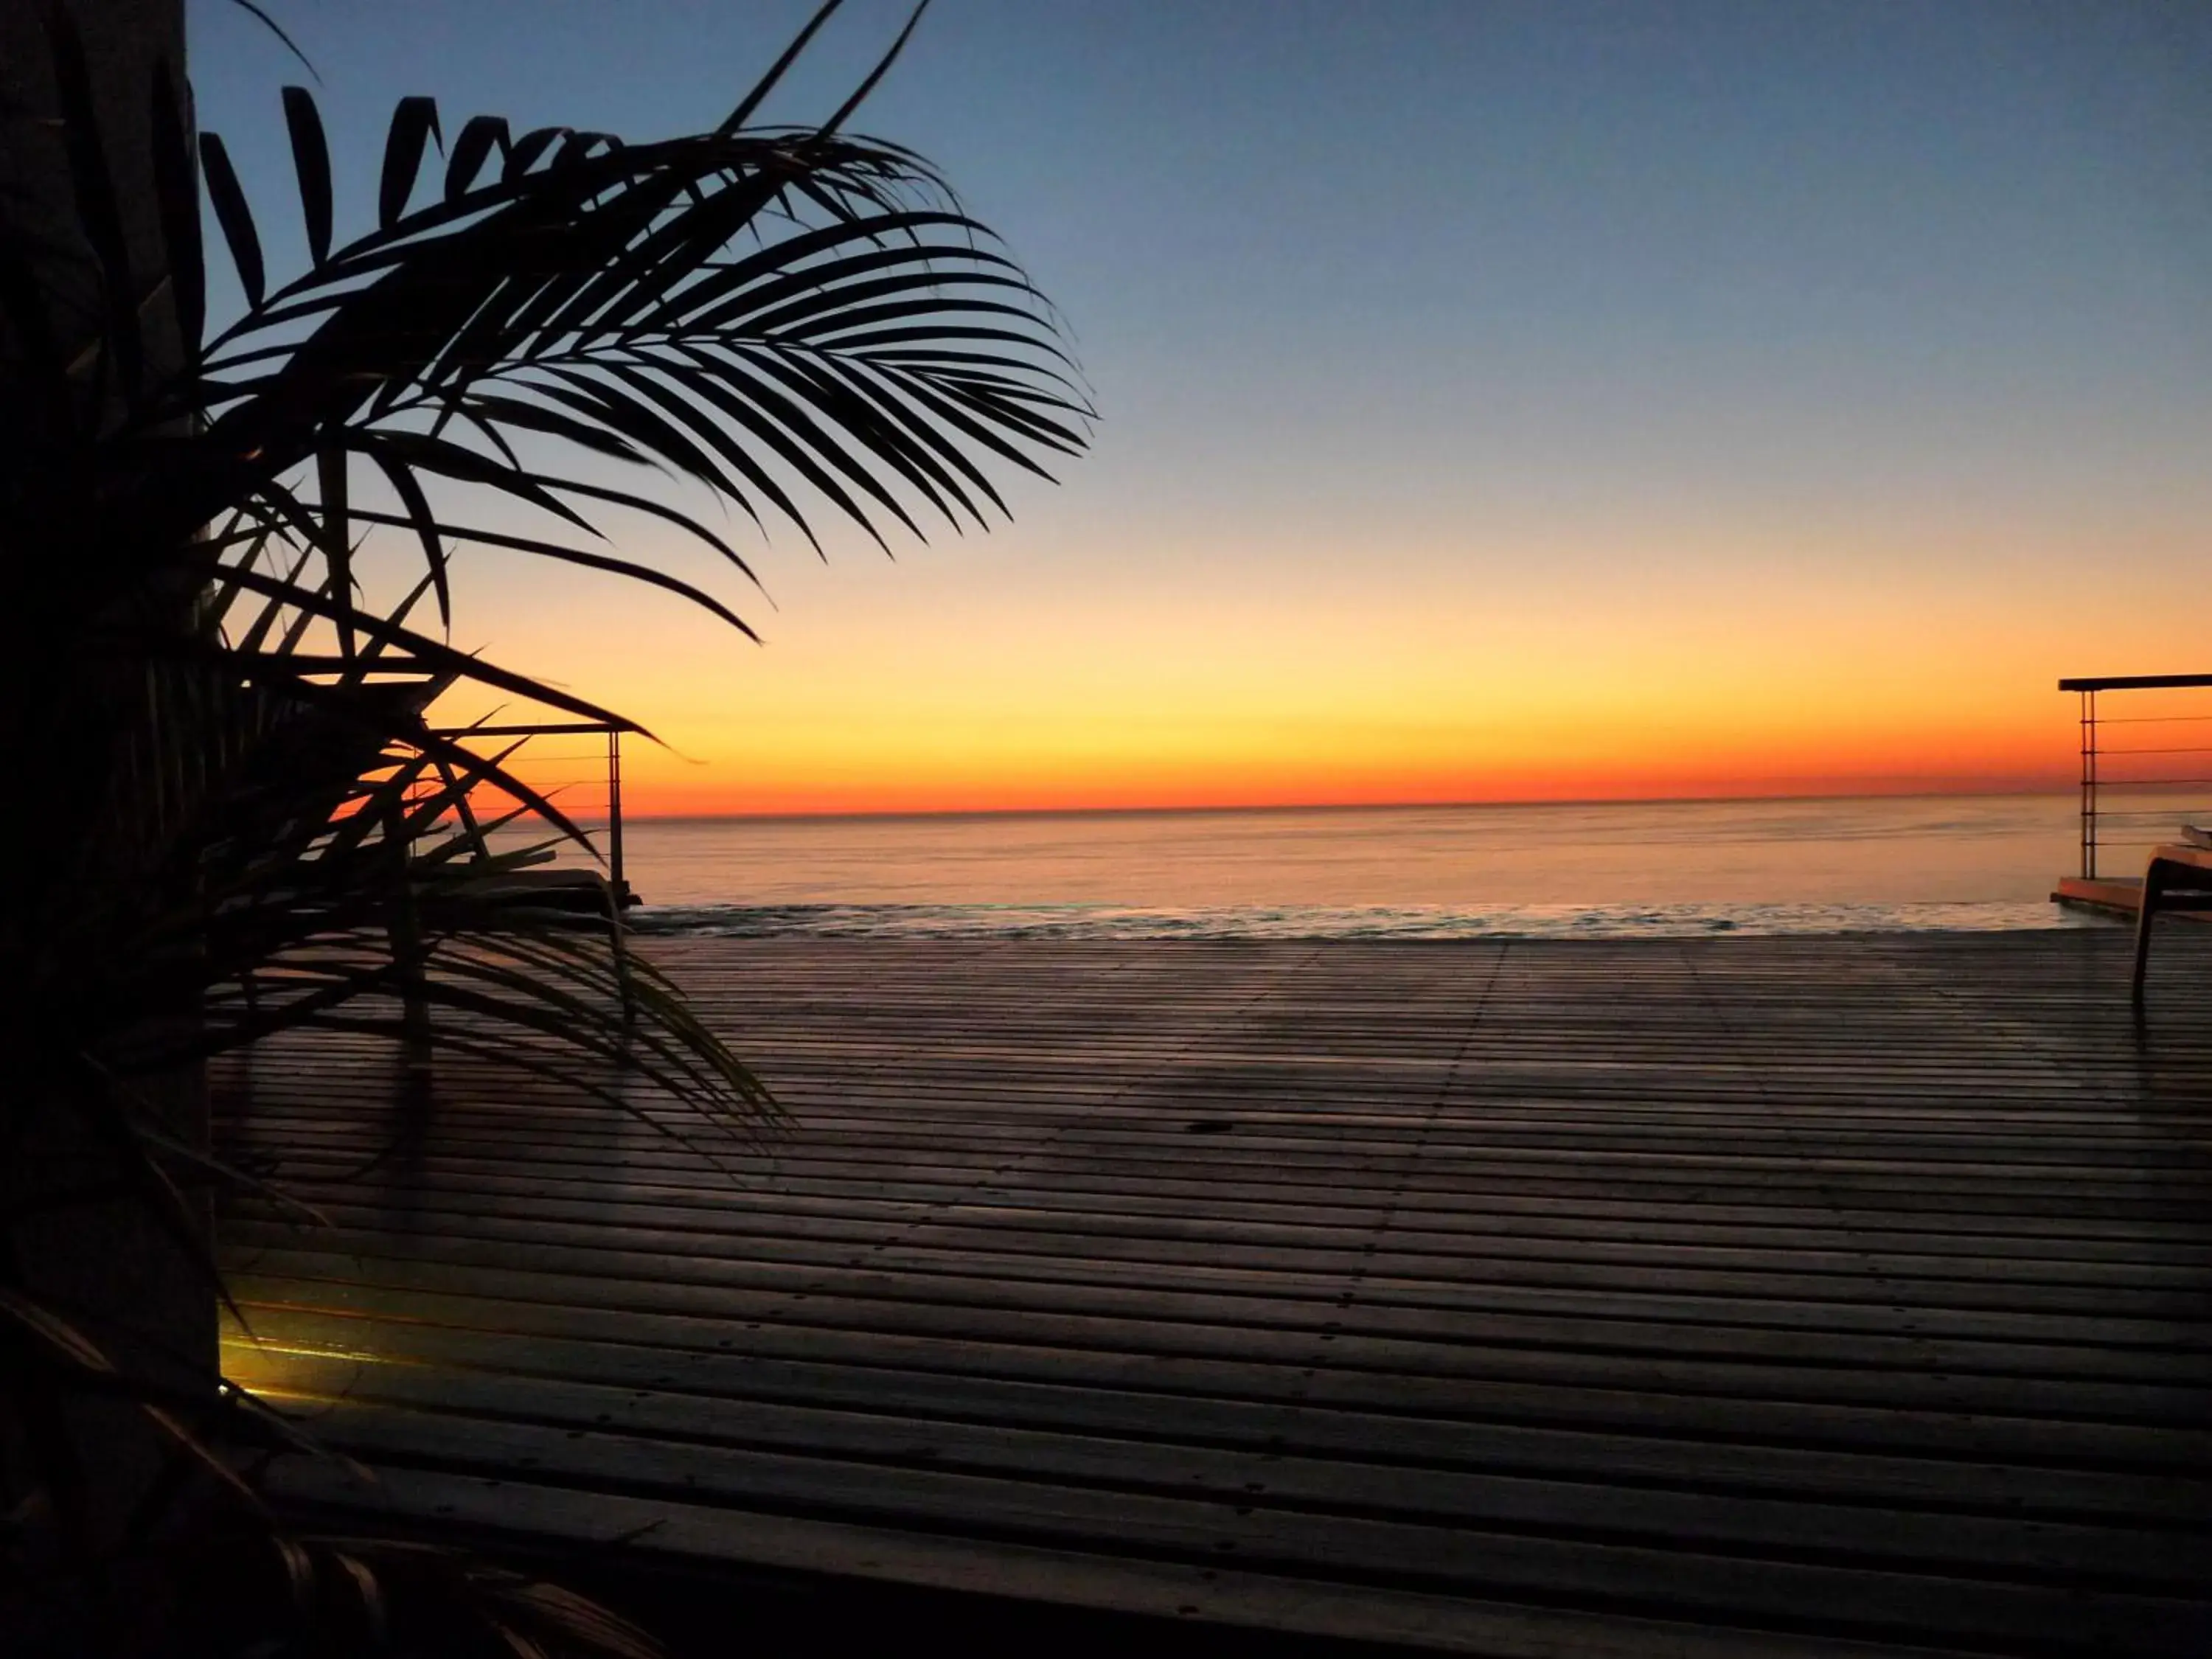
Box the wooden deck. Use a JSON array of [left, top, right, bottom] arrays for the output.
[[213, 932, 2212, 1658], [2053, 873, 2212, 923], [2053, 874, 2149, 918]]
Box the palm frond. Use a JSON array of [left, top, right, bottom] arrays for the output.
[[172, 94, 1088, 598], [3, 13, 1087, 1642], [69, 58, 1092, 1115]]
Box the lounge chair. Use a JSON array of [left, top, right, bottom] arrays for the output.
[[2130, 842, 2212, 1007]]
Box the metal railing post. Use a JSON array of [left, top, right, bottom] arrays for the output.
[[605, 726, 634, 1031], [2081, 687, 2097, 880], [606, 727, 625, 900]]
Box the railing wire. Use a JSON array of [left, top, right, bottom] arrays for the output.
[[2059, 676, 2212, 880]]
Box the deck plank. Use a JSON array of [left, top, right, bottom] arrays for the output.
[[216, 931, 2212, 1656]]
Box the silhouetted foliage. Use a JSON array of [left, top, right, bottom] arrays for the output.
[[0, 1, 1085, 1650]]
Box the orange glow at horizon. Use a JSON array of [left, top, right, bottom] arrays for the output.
[[606, 726, 2076, 820], [424, 502, 2177, 823]]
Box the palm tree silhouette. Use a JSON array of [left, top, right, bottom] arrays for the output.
[[0, 2, 1087, 1649]]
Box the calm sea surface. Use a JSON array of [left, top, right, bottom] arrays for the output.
[[597, 793, 2113, 939]]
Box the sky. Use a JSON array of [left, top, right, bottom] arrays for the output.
[[186, 1, 2212, 815]]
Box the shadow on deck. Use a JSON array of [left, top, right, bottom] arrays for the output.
[[213, 931, 2212, 1658]]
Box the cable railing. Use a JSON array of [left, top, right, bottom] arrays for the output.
[[419, 720, 631, 902], [2058, 674, 2212, 881]]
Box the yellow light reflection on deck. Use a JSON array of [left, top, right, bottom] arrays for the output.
[[220, 1329, 386, 1403]]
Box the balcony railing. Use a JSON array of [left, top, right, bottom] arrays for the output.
[[422, 720, 631, 902], [2058, 674, 2212, 880]]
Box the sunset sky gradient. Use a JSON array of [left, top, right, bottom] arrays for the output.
[[189, 1, 2212, 815]]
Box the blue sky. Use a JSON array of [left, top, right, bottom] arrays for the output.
[[182, 2, 2212, 811]]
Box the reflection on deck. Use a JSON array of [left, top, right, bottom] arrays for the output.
[[216, 934, 2212, 1658]]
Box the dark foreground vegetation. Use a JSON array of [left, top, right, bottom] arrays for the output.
[[1, 1, 1081, 1650]]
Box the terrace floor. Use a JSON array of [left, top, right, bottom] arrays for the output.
[[215, 932, 2212, 1658]]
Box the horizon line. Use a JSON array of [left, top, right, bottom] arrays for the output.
[[624, 779, 2077, 827]]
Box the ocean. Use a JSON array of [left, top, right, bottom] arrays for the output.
[[595, 792, 2118, 940]]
